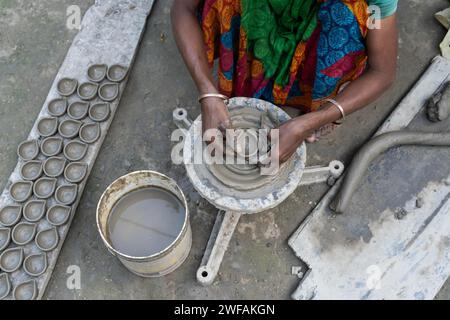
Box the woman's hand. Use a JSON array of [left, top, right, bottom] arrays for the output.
[[273, 115, 315, 164], [201, 98, 232, 136]]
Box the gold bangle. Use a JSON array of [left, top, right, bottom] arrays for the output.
[[325, 98, 346, 125], [198, 93, 229, 104]]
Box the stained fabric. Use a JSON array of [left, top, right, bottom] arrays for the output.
[[199, 0, 370, 112]]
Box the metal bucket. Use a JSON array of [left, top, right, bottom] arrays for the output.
[[96, 170, 192, 277]]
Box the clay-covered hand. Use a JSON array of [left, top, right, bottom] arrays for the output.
[[273, 116, 314, 164], [201, 98, 232, 138]]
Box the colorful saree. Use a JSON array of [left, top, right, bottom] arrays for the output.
[[199, 0, 369, 112]]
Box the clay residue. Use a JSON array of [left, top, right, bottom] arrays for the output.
[[206, 106, 291, 192]]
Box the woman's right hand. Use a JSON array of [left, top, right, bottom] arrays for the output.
[[201, 98, 232, 137]]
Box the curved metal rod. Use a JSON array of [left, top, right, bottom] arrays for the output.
[[331, 131, 450, 214]]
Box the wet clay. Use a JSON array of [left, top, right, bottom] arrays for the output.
[[89, 102, 110, 122], [427, 82, 450, 122], [0, 247, 24, 273], [37, 117, 58, 137], [43, 157, 66, 178], [77, 82, 98, 101], [64, 162, 88, 183], [0, 205, 22, 227], [87, 64, 107, 83], [55, 184, 78, 205], [46, 205, 71, 226], [23, 253, 47, 277], [0, 228, 11, 252], [0, 273, 11, 300], [63, 140, 88, 162], [9, 181, 33, 203], [79, 122, 100, 144], [59, 119, 82, 139], [13, 279, 37, 300], [107, 187, 185, 257], [57, 78, 78, 97], [98, 83, 119, 102], [41, 137, 63, 157], [33, 177, 57, 199], [17, 140, 39, 161], [107, 64, 128, 82], [11, 222, 37, 245], [23, 200, 46, 222], [206, 106, 290, 192], [35, 227, 59, 252], [47, 98, 68, 117], [67, 101, 89, 120], [20, 160, 43, 181]]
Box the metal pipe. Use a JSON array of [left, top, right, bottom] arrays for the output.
[[331, 131, 450, 214]]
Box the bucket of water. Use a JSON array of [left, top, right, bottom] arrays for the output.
[[96, 171, 191, 277]]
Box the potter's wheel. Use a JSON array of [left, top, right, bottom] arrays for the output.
[[181, 97, 306, 214]]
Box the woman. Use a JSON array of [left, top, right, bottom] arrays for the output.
[[171, 0, 398, 163]]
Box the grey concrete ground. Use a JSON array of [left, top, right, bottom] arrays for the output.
[[0, 0, 449, 299]]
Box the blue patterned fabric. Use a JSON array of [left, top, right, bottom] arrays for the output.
[[312, 0, 366, 99]]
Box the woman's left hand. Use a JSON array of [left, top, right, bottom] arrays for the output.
[[273, 116, 314, 164]]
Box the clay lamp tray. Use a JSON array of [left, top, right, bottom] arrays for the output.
[[0, 273, 11, 300], [87, 64, 107, 82], [23, 253, 47, 277], [58, 119, 82, 139], [0, 228, 11, 252], [0, 205, 22, 227], [64, 162, 88, 183], [17, 140, 39, 161], [46, 205, 71, 226], [89, 102, 110, 122], [33, 177, 57, 199], [43, 157, 66, 178], [98, 83, 119, 102], [47, 98, 68, 117], [35, 227, 59, 252], [57, 78, 78, 97], [79, 122, 100, 144], [63, 140, 88, 162], [20, 160, 43, 181], [41, 137, 63, 157], [67, 101, 90, 120], [23, 199, 46, 222], [0, 247, 24, 273], [11, 222, 37, 245], [12, 279, 37, 300], [77, 82, 98, 100], [55, 184, 78, 206], [9, 181, 33, 203], [107, 64, 128, 82], [37, 117, 58, 137]]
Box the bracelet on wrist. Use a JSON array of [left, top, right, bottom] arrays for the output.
[[198, 93, 229, 104]]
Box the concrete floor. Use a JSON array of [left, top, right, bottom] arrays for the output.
[[0, 0, 449, 299]]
